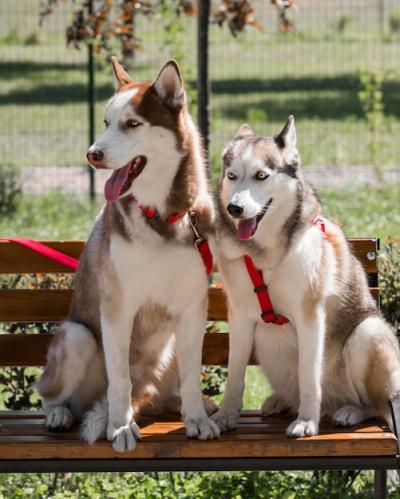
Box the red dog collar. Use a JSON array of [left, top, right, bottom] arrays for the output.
[[2, 205, 213, 276]]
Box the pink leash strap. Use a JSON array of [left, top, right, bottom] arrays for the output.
[[3, 238, 79, 271]]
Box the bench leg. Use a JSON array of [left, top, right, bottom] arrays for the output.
[[373, 469, 387, 499]]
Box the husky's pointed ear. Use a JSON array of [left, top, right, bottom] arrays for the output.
[[152, 60, 186, 109], [275, 116, 299, 166], [111, 56, 134, 91], [275, 115, 297, 151], [235, 123, 254, 139]]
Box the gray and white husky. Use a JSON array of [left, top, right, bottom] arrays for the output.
[[212, 116, 400, 437]]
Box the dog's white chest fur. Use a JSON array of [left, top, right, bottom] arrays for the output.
[[110, 230, 209, 317]]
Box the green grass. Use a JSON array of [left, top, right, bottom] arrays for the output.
[[320, 184, 400, 240], [0, 190, 102, 239], [3, 468, 398, 498], [1, 184, 397, 242]]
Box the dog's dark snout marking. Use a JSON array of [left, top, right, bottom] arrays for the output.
[[227, 203, 244, 218]]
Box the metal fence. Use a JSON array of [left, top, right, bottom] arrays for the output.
[[0, 0, 399, 196]]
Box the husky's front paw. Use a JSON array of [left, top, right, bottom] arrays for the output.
[[286, 418, 318, 438], [211, 409, 239, 432], [185, 417, 220, 440], [107, 421, 141, 453], [46, 406, 74, 431], [261, 394, 288, 416]]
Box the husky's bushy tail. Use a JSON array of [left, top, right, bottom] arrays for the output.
[[80, 397, 108, 444]]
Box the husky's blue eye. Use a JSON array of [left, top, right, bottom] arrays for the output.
[[227, 171, 237, 180], [255, 171, 269, 180], [127, 119, 141, 128]]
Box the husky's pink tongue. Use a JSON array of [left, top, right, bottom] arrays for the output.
[[104, 164, 131, 202], [237, 217, 257, 241]]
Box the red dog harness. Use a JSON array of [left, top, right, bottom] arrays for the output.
[[243, 215, 326, 326], [243, 254, 289, 325], [2, 206, 213, 275], [130, 197, 213, 274]]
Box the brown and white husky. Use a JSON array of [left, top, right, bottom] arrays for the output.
[[212, 116, 400, 437], [37, 58, 220, 452]]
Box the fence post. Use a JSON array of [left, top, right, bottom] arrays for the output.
[[197, 0, 211, 172], [87, 0, 96, 201]]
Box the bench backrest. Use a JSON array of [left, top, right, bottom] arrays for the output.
[[0, 239, 379, 367]]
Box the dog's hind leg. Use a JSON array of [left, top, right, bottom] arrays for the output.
[[343, 316, 400, 428], [332, 404, 377, 426], [37, 321, 101, 431], [261, 393, 290, 417]]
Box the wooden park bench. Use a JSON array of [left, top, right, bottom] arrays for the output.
[[0, 238, 398, 498]]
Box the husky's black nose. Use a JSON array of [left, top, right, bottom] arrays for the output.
[[227, 203, 244, 218], [87, 149, 104, 166]]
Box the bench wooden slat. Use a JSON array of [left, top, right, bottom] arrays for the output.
[[0, 241, 84, 274], [0, 289, 72, 322], [0, 239, 378, 274], [0, 287, 379, 323], [0, 289, 226, 322], [0, 413, 395, 459], [2, 314, 388, 366], [0, 332, 232, 367], [0, 417, 389, 436]]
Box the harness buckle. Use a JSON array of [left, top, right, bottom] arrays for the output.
[[188, 211, 208, 248], [254, 284, 267, 293], [261, 310, 277, 323], [261, 310, 289, 325]]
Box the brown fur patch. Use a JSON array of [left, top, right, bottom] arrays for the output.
[[105, 200, 132, 241], [128, 301, 180, 415], [111, 57, 135, 90], [282, 182, 305, 250], [325, 245, 378, 352], [68, 218, 109, 341]]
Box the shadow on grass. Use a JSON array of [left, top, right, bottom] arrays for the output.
[[211, 75, 362, 94], [0, 60, 151, 80], [0, 61, 113, 104], [218, 93, 363, 121], [211, 75, 400, 97], [213, 77, 400, 122], [0, 61, 86, 79], [0, 83, 113, 104], [1, 62, 399, 121]]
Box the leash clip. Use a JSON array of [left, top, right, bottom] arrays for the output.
[[188, 212, 208, 248]]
